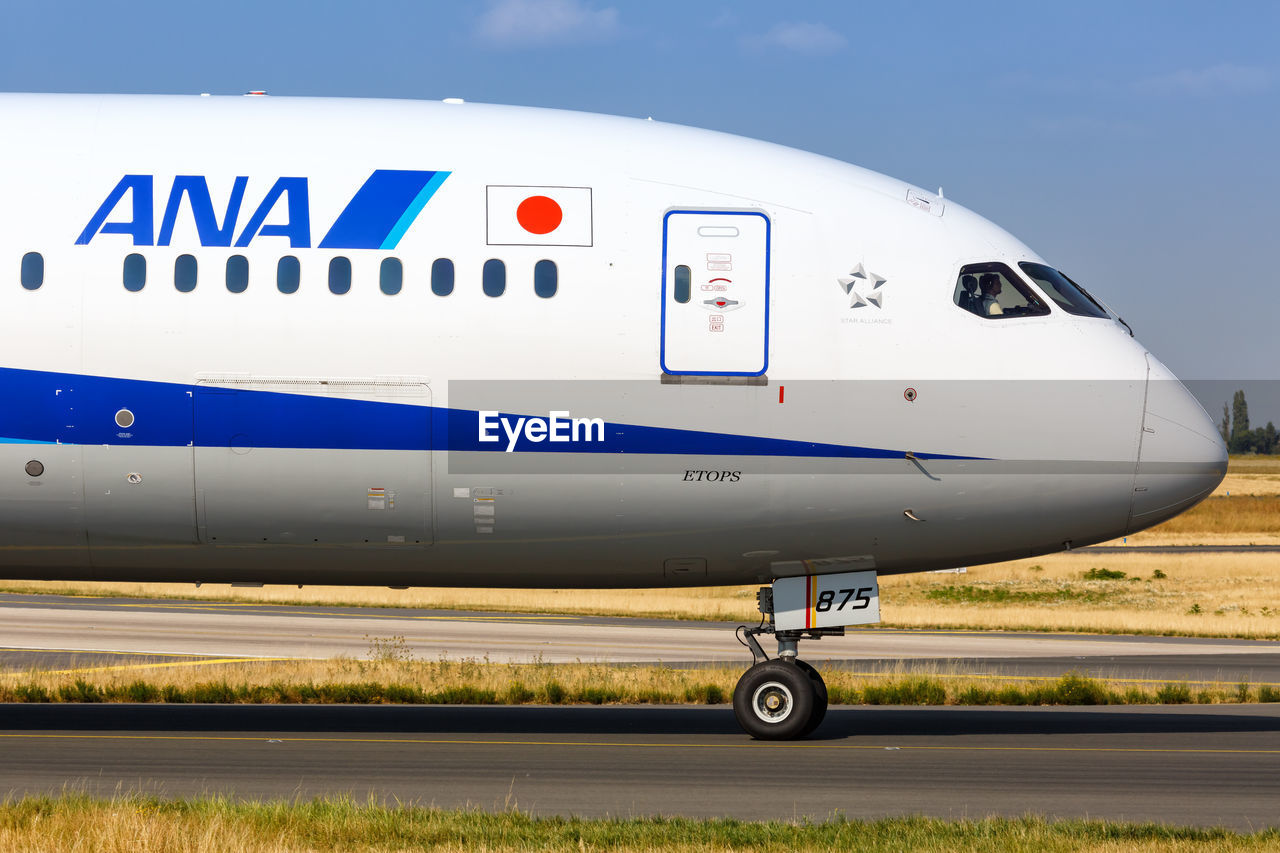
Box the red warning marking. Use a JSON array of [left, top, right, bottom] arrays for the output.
[[714, 299, 728, 307], [516, 196, 563, 234], [779, 385, 785, 404], [805, 575, 813, 629], [708, 277, 732, 284]]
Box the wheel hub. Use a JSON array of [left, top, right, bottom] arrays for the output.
[[751, 681, 793, 723]]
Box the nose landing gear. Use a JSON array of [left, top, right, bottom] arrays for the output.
[[734, 587, 841, 740]]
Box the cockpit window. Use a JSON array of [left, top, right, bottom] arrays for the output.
[[1018, 262, 1109, 318], [953, 262, 1049, 319]]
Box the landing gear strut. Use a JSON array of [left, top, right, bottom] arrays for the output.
[[734, 587, 841, 739]]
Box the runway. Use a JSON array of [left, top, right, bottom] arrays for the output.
[[2, 593, 1277, 677], [3, 592, 1280, 828], [2, 703, 1278, 829]]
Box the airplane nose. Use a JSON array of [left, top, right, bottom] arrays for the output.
[[1128, 355, 1228, 533]]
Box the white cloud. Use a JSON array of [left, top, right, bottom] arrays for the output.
[[476, 0, 620, 47], [1134, 64, 1273, 97], [742, 21, 847, 56]]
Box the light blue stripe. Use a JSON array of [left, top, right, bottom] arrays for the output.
[[0, 437, 56, 445], [380, 171, 451, 250]]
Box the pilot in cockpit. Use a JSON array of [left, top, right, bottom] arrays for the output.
[[958, 274, 979, 314], [978, 273, 1003, 316]]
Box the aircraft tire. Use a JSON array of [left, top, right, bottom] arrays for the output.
[[733, 659, 816, 740], [796, 659, 828, 736]]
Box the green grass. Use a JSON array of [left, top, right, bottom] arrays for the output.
[[1083, 567, 1128, 580], [924, 584, 1108, 605], [2, 795, 1279, 852]]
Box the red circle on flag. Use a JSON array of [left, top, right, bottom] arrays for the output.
[[516, 195, 563, 235]]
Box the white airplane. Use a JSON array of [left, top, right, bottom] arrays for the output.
[[0, 93, 1226, 738]]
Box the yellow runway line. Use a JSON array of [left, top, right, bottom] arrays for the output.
[[13, 657, 291, 676], [1, 732, 1279, 756]]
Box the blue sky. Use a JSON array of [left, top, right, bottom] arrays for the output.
[[3, 1, 1277, 418]]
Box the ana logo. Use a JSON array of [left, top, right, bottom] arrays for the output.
[[837, 262, 888, 309], [75, 170, 450, 250]]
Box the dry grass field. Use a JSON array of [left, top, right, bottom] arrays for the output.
[[2, 457, 1277, 637], [1114, 455, 1280, 545], [1136, 496, 1280, 538], [882, 551, 1280, 638], [1222, 456, 1280, 475], [1216, 473, 1280, 497], [4, 798, 1276, 853]]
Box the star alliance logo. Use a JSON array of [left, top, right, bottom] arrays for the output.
[[837, 263, 888, 308]]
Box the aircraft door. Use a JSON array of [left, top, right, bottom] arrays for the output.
[[661, 210, 770, 376], [193, 378, 432, 547]]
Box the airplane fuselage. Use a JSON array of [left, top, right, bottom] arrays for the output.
[[0, 94, 1226, 588]]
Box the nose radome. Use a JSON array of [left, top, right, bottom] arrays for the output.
[[1128, 355, 1228, 533]]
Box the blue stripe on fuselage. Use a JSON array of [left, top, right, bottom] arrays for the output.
[[0, 367, 978, 460]]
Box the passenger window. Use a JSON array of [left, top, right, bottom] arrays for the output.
[[1018, 262, 1109, 318], [431, 258, 454, 296], [482, 259, 505, 297], [674, 265, 691, 304], [380, 258, 402, 295], [123, 253, 146, 292], [174, 254, 197, 292], [226, 255, 249, 293], [277, 256, 300, 294], [534, 259, 557, 298], [329, 257, 351, 294], [20, 252, 43, 290], [952, 262, 1049, 319]]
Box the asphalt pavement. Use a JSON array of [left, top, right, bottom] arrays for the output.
[[3, 592, 1279, 829], [1, 703, 1277, 829]]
